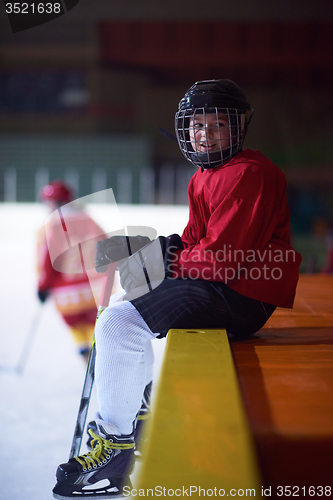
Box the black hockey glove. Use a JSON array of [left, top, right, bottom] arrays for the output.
[[118, 234, 183, 294], [37, 289, 49, 303], [95, 235, 151, 273]]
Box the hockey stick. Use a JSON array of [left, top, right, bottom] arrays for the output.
[[0, 303, 44, 374], [69, 263, 116, 459], [16, 303, 44, 374]]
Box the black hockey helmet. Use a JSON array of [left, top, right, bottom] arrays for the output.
[[175, 79, 253, 169]]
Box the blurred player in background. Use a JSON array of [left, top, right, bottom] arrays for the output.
[[37, 180, 107, 361]]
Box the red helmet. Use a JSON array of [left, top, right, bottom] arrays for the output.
[[40, 181, 73, 205]]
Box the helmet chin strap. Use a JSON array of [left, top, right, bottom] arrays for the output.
[[189, 148, 232, 170]]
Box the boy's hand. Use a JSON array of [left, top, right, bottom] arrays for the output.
[[118, 234, 183, 293], [95, 235, 151, 273]]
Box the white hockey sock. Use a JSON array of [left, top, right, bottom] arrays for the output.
[[143, 339, 154, 387], [94, 300, 157, 435]]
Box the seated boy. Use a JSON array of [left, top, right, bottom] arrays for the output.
[[53, 79, 301, 499]]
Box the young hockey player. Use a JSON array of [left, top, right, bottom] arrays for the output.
[[53, 80, 302, 498], [37, 180, 107, 361]]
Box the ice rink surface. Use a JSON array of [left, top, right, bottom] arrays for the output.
[[0, 202, 189, 500]]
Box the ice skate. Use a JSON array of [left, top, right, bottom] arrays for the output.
[[86, 419, 98, 449], [134, 381, 152, 458], [86, 382, 152, 458], [53, 416, 135, 499]]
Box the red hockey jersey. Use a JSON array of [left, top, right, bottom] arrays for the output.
[[175, 149, 302, 308]]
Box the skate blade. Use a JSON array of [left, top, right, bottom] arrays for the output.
[[53, 492, 123, 500], [53, 477, 132, 499]]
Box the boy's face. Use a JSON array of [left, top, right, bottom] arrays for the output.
[[189, 112, 231, 154]]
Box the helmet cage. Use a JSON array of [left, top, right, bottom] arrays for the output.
[[175, 106, 247, 170]]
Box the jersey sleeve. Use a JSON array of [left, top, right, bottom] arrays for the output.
[[36, 227, 59, 291]]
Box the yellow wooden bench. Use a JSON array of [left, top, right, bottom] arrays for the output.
[[134, 329, 262, 497]]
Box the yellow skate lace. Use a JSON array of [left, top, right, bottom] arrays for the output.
[[74, 429, 134, 471], [137, 410, 151, 421]]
